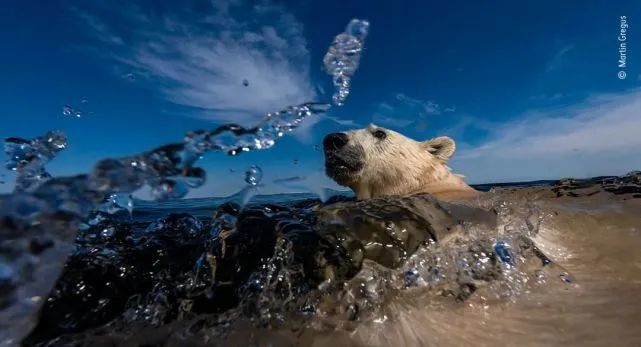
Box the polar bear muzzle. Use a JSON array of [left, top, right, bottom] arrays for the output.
[[323, 132, 365, 185]]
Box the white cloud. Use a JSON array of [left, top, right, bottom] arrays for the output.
[[451, 89, 641, 183], [74, 1, 316, 124]]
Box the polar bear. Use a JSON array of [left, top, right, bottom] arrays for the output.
[[323, 124, 478, 201]]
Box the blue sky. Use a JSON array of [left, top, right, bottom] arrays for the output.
[[1, 0, 640, 197]]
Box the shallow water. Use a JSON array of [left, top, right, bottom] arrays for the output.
[[10, 173, 641, 346], [304, 186, 641, 347]]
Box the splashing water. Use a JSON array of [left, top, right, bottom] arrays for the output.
[[96, 17, 371, 203], [4, 17, 366, 203], [323, 19, 370, 105], [98, 193, 134, 215], [0, 19, 369, 344], [245, 165, 263, 186], [3, 131, 67, 192], [62, 105, 78, 117], [62, 104, 86, 118]]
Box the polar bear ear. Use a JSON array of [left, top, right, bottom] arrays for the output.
[[423, 136, 456, 161]]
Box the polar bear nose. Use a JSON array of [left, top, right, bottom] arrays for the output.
[[323, 133, 349, 151]]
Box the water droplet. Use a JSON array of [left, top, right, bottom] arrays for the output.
[[62, 105, 73, 116], [244, 165, 263, 186], [559, 272, 574, 283], [101, 227, 115, 238], [62, 104, 82, 118]]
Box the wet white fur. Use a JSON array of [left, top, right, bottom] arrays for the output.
[[339, 124, 478, 201]]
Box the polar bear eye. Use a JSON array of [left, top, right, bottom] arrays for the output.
[[373, 129, 387, 140]]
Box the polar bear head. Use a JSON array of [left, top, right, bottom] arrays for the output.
[[323, 124, 466, 200]]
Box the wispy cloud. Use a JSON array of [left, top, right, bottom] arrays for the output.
[[74, 1, 316, 124], [546, 44, 574, 71], [395, 93, 441, 115], [528, 92, 565, 101], [443, 106, 456, 112], [372, 93, 452, 129], [451, 89, 641, 183]]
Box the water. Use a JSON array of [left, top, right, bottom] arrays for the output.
[[12, 174, 641, 346], [4, 131, 67, 192]]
